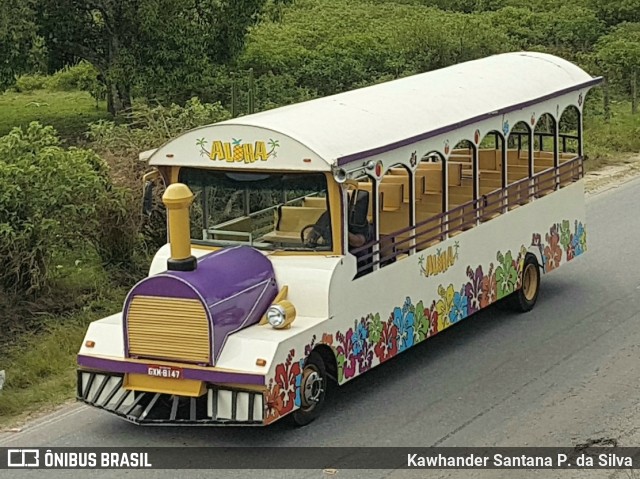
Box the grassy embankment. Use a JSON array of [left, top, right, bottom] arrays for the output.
[[0, 89, 109, 142], [0, 89, 122, 427], [0, 91, 639, 429]]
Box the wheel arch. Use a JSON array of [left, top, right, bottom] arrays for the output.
[[526, 246, 544, 272], [311, 344, 338, 383]]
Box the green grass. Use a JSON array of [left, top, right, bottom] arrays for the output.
[[584, 101, 640, 161], [0, 89, 109, 143], [0, 250, 127, 427]]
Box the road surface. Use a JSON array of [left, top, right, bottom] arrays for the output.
[[2, 178, 640, 479]]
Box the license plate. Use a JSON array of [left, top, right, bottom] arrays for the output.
[[147, 365, 183, 379]]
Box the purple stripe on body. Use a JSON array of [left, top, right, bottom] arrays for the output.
[[336, 77, 603, 166], [77, 355, 266, 386]]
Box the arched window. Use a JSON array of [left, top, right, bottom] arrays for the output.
[[379, 163, 412, 265], [533, 113, 557, 196], [448, 139, 476, 234], [558, 105, 583, 186], [477, 130, 506, 219], [414, 151, 445, 251], [506, 121, 531, 209]]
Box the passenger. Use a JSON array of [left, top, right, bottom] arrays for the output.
[[349, 190, 374, 276]]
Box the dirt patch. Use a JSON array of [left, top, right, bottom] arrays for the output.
[[585, 155, 640, 195]]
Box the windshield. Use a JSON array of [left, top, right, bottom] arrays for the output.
[[179, 168, 332, 251]]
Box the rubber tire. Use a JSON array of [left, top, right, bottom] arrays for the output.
[[509, 253, 540, 313], [292, 351, 327, 427]]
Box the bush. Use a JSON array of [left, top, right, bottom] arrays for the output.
[[0, 123, 111, 295], [47, 61, 102, 94], [86, 98, 232, 256], [87, 97, 231, 156], [13, 73, 48, 92], [584, 101, 640, 158]]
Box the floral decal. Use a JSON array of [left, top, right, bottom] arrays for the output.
[[393, 298, 415, 353], [336, 328, 357, 382], [573, 221, 586, 256], [265, 219, 586, 422], [480, 263, 496, 308], [436, 284, 455, 330], [374, 319, 398, 363], [465, 265, 483, 315], [450, 288, 468, 324], [265, 349, 300, 424], [496, 250, 518, 299], [544, 224, 562, 272], [265, 380, 284, 424]]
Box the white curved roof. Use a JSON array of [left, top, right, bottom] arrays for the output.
[[149, 52, 599, 169]]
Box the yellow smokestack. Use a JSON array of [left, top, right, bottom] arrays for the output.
[[162, 183, 197, 271]]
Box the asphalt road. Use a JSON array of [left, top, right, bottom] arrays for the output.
[[2, 179, 640, 479]]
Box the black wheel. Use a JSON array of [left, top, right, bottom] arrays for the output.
[[292, 351, 327, 427], [509, 253, 540, 312]]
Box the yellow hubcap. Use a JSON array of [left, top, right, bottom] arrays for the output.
[[523, 263, 538, 301]]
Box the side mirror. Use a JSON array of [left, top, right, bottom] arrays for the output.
[[142, 170, 161, 216], [143, 181, 154, 216]]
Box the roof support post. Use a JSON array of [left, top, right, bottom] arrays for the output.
[[553, 116, 560, 191], [528, 126, 535, 203], [473, 144, 479, 227], [442, 158, 448, 241], [409, 169, 416, 256], [372, 179, 380, 272]]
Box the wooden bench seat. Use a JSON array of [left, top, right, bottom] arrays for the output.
[[302, 197, 327, 208], [262, 206, 326, 244]]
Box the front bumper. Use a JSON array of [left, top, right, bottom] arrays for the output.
[[77, 370, 266, 425]]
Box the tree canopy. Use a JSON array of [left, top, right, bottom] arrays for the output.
[[34, 0, 266, 115]]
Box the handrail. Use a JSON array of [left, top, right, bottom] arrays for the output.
[[508, 131, 579, 153], [351, 156, 583, 274]]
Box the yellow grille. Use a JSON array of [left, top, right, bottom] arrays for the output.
[[127, 296, 210, 364]]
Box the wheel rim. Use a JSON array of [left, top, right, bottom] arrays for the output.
[[300, 366, 324, 410], [523, 263, 538, 301]]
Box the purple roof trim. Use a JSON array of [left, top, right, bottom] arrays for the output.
[[77, 355, 266, 386], [336, 77, 603, 166]]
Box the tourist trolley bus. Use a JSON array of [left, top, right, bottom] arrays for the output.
[[77, 52, 601, 426]]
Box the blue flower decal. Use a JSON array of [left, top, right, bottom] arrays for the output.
[[449, 288, 468, 324], [294, 359, 304, 407], [352, 320, 369, 356], [572, 222, 585, 256], [393, 297, 415, 352], [502, 120, 510, 137]]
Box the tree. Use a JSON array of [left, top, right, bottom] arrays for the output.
[[589, 0, 640, 26], [594, 23, 640, 114], [0, 0, 38, 89], [36, 0, 266, 115]]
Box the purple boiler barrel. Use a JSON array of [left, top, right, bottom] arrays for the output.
[[123, 246, 278, 365]]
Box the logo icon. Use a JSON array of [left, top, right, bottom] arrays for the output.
[[7, 449, 40, 468]]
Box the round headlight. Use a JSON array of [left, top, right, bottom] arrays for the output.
[[267, 305, 286, 328]]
